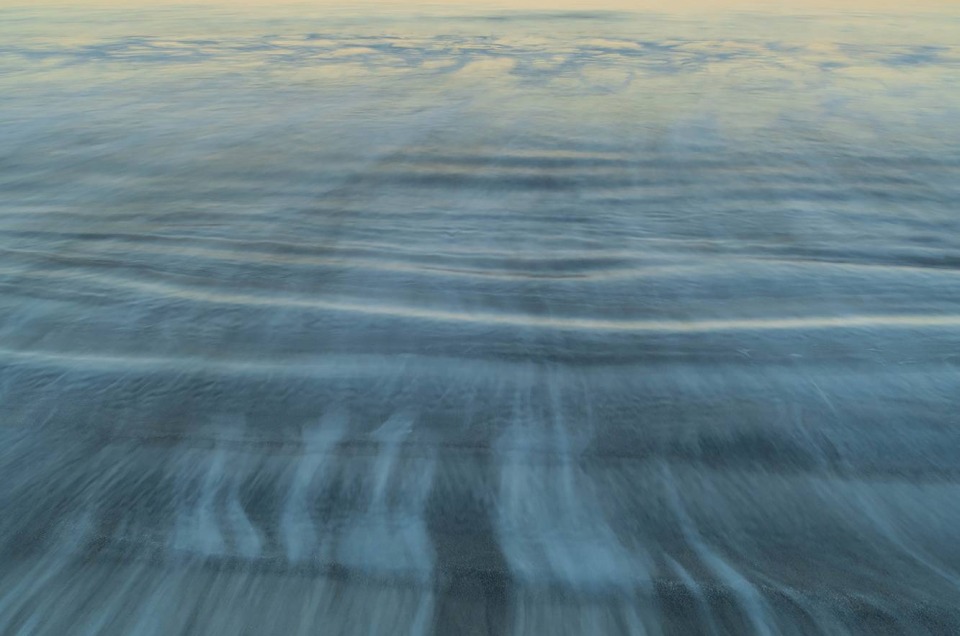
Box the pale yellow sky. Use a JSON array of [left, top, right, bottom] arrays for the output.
[[10, 0, 959, 11]]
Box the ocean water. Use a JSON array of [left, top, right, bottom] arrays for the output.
[[2, 2, 960, 634]]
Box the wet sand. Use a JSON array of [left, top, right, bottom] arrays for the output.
[[2, 2, 960, 634]]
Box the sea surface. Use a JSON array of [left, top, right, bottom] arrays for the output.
[[2, 2, 960, 634]]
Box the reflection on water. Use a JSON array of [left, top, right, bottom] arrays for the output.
[[2, 2, 960, 634]]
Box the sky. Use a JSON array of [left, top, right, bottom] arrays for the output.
[[8, 0, 960, 11]]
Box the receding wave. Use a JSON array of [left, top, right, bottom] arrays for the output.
[[4, 3, 960, 635]]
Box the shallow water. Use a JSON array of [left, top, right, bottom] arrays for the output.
[[2, 2, 960, 634]]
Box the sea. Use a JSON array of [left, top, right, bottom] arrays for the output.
[[2, 1, 960, 634]]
